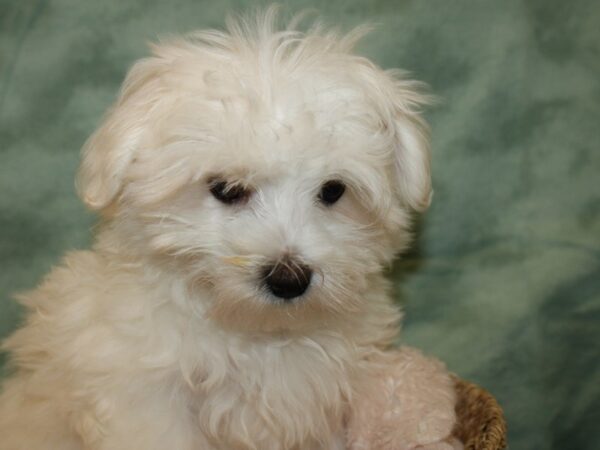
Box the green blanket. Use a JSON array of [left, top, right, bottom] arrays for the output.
[[1, 1, 598, 449]]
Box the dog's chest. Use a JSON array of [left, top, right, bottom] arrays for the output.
[[190, 334, 354, 449]]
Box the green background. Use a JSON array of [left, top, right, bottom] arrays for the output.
[[1, 1, 599, 449]]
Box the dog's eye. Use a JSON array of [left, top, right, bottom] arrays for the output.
[[209, 180, 251, 205], [319, 180, 346, 206]]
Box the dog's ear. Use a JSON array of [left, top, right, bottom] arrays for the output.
[[382, 75, 433, 213], [391, 106, 432, 213], [76, 58, 165, 211]]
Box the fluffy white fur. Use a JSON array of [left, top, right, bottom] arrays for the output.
[[0, 8, 458, 450]]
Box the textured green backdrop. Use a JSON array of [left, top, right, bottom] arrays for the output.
[[1, 1, 599, 449]]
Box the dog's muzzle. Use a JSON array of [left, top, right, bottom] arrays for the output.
[[262, 257, 312, 301]]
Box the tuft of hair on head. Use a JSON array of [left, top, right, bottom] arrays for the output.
[[76, 5, 433, 215]]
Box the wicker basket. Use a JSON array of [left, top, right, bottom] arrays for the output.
[[453, 377, 507, 450]]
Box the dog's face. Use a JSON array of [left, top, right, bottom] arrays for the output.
[[76, 22, 431, 331]]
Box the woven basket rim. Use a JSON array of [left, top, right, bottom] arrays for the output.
[[452, 376, 507, 450]]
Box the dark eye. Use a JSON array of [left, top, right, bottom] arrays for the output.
[[209, 179, 251, 205], [319, 180, 346, 205]]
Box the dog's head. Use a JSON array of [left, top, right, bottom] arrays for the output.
[[77, 12, 431, 331]]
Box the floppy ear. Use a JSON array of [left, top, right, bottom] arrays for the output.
[[76, 58, 165, 211], [392, 107, 432, 213]]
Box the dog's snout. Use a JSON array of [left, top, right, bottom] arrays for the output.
[[262, 258, 312, 301]]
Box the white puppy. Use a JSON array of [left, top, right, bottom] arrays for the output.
[[0, 9, 457, 450]]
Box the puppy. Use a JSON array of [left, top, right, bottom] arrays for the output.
[[0, 9, 457, 450]]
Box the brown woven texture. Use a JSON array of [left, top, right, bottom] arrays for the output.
[[453, 377, 507, 450]]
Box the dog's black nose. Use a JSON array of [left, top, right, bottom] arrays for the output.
[[263, 258, 312, 300]]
